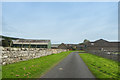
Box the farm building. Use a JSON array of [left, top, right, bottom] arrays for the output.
[[12, 39, 51, 49], [84, 39, 120, 52], [0, 37, 2, 46], [58, 43, 80, 50], [51, 44, 60, 49], [58, 43, 68, 49]]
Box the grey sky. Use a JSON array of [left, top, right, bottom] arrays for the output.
[[2, 2, 118, 43]]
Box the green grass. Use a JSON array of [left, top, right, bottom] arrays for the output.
[[78, 50, 86, 53], [79, 53, 120, 80], [0, 65, 2, 79], [112, 52, 120, 54], [2, 51, 73, 78], [71, 50, 85, 53]]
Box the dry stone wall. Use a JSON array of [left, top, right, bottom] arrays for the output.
[[0, 47, 68, 65], [86, 50, 120, 62]]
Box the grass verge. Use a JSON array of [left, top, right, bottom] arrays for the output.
[[2, 51, 73, 78], [79, 53, 120, 80]]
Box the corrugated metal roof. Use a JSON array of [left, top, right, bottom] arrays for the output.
[[51, 44, 60, 47], [12, 39, 50, 44]]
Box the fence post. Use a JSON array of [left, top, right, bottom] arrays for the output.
[[21, 42, 23, 49], [9, 41, 12, 47], [35, 44, 37, 50]]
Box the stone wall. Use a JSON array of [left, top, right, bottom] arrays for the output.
[[86, 50, 120, 62], [0, 47, 68, 65]]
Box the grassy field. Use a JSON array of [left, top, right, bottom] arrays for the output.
[[0, 66, 2, 79], [2, 51, 73, 78], [79, 53, 120, 79]]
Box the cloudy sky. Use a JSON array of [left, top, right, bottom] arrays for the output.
[[2, 2, 118, 43]]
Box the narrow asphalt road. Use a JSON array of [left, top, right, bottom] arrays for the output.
[[41, 52, 95, 78]]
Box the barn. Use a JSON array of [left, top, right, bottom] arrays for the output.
[[12, 39, 51, 49], [84, 39, 120, 52]]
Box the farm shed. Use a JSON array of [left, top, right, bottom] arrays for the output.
[[12, 39, 51, 49], [84, 39, 120, 52]]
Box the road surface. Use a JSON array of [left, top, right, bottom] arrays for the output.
[[41, 52, 95, 78]]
